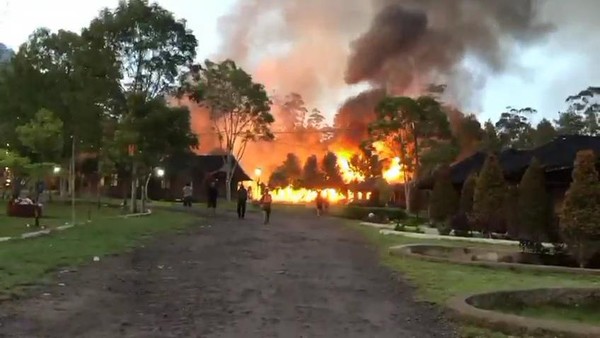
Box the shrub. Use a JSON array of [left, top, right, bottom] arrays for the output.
[[518, 157, 551, 243], [429, 165, 458, 224], [459, 173, 477, 214], [407, 182, 423, 215], [473, 153, 506, 235], [340, 205, 407, 222], [450, 212, 472, 237], [560, 150, 600, 268]]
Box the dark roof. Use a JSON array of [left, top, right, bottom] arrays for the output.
[[165, 154, 252, 181], [418, 135, 600, 189]]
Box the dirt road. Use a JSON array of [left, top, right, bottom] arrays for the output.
[[0, 207, 455, 338]]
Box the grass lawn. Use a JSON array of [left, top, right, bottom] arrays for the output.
[[349, 222, 600, 337], [0, 209, 196, 298], [0, 202, 124, 237]]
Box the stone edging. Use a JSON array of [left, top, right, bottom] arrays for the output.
[[360, 221, 554, 247], [447, 287, 600, 338], [0, 210, 152, 242], [389, 244, 600, 276]]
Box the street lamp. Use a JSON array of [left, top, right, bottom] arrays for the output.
[[53, 166, 61, 174], [155, 168, 165, 177]]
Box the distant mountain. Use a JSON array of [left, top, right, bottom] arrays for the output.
[[0, 43, 14, 63]]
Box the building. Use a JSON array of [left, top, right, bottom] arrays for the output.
[[418, 135, 600, 213]]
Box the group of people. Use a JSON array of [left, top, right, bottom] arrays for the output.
[[183, 181, 330, 223], [181, 181, 273, 224]]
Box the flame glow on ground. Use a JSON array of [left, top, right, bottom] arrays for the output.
[[252, 144, 407, 204]]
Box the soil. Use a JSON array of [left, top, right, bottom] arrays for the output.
[[0, 207, 455, 338]]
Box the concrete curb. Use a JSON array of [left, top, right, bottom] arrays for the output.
[[447, 287, 600, 337], [2, 210, 153, 242], [389, 244, 600, 276], [376, 227, 554, 247]]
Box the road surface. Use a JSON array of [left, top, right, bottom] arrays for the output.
[[0, 207, 455, 338]]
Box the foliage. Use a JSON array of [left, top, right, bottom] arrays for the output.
[[480, 120, 502, 152], [181, 59, 273, 200], [407, 182, 423, 215], [371, 95, 450, 178], [533, 118, 557, 146], [473, 154, 506, 234], [494, 106, 536, 149], [16, 108, 63, 162], [562, 86, 600, 136], [373, 177, 393, 206], [428, 165, 458, 224], [338, 205, 406, 222], [301, 155, 323, 189], [321, 152, 344, 189], [459, 173, 477, 214], [560, 150, 600, 267], [518, 157, 551, 242], [268, 153, 303, 187]]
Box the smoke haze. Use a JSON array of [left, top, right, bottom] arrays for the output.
[[189, 0, 600, 176]]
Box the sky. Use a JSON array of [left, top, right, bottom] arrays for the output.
[[0, 0, 596, 124]]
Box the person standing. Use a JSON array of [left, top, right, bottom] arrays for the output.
[[259, 188, 273, 224], [237, 184, 248, 219], [182, 183, 193, 207], [207, 181, 218, 215]]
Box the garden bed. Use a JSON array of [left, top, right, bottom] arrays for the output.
[[390, 244, 600, 275], [448, 287, 600, 337]]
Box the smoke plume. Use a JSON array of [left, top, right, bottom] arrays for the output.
[[191, 0, 598, 175]]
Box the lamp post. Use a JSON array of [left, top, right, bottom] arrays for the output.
[[254, 167, 262, 198], [142, 167, 165, 211]]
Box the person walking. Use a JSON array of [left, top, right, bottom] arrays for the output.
[[182, 183, 193, 207], [237, 184, 248, 219], [315, 191, 324, 216], [259, 188, 273, 224], [207, 181, 218, 215]]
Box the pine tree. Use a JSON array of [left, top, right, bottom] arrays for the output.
[[518, 157, 550, 242], [459, 173, 477, 214], [560, 150, 600, 268], [473, 154, 506, 234], [429, 165, 458, 224], [504, 185, 519, 238]]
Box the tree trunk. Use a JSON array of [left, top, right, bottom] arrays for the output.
[[141, 173, 151, 213], [130, 163, 137, 214], [225, 153, 233, 202]]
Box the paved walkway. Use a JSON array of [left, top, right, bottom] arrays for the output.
[[0, 207, 455, 338]]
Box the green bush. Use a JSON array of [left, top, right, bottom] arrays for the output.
[[340, 205, 407, 222], [518, 157, 551, 242], [473, 153, 506, 234], [560, 150, 600, 268], [429, 165, 458, 224]]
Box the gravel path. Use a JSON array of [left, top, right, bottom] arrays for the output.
[[0, 207, 455, 338]]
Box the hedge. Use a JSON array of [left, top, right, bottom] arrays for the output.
[[338, 205, 407, 221]]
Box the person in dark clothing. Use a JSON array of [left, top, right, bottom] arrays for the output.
[[207, 181, 218, 215], [237, 184, 248, 219], [182, 183, 193, 207], [315, 191, 324, 216]]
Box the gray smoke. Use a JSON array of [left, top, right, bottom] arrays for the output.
[[214, 0, 600, 135]]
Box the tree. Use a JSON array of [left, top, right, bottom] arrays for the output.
[[321, 152, 344, 189], [495, 106, 536, 149], [86, 0, 198, 210], [473, 154, 506, 235], [504, 185, 519, 239], [560, 150, 600, 267], [429, 165, 458, 226], [16, 108, 63, 163], [459, 173, 477, 214], [480, 120, 502, 152], [268, 153, 302, 188], [555, 110, 585, 135], [281, 92, 308, 129], [370, 95, 450, 210], [564, 87, 600, 136], [533, 118, 557, 146], [518, 157, 551, 242], [302, 155, 322, 189], [0, 150, 30, 198], [182, 59, 274, 201], [307, 109, 325, 129]]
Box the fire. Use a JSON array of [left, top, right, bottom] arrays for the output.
[[250, 140, 410, 204]]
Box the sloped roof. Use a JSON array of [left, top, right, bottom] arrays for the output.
[[164, 153, 252, 181], [418, 135, 600, 189]]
